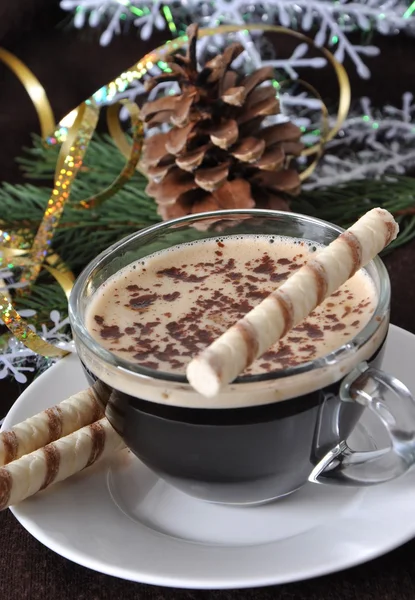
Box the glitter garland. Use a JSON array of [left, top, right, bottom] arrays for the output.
[[19, 102, 99, 288], [0, 310, 73, 384], [0, 295, 68, 358], [0, 50, 146, 355], [77, 100, 144, 209], [0, 101, 100, 356]]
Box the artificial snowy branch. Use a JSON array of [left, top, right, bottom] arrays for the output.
[[61, 0, 413, 78], [0, 311, 73, 383], [305, 93, 415, 189]]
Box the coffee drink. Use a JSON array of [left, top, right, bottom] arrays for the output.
[[86, 234, 377, 385], [71, 211, 390, 504]]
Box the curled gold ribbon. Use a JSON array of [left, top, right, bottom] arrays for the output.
[[54, 104, 87, 182], [0, 237, 74, 300], [0, 236, 74, 358], [0, 102, 99, 356], [277, 79, 330, 181], [0, 48, 55, 139], [0, 228, 74, 293], [0, 52, 123, 356], [19, 101, 100, 289], [43, 266, 74, 301], [44, 255, 75, 301], [0, 293, 67, 358], [106, 102, 137, 172], [76, 100, 143, 209], [0, 59, 141, 354]]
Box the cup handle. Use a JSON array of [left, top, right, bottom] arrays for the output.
[[309, 363, 415, 486]]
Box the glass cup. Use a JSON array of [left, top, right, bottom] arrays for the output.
[[69, 209, 415, 505]]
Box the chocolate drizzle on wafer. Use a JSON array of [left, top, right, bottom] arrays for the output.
[[1, 431, 18, 464], [0, 417, 125, 511], [272, 290, 294, 337], [339, 231, 362, 277], [235, 320, 259, 367], [88, 388, 105, 421], [307, 260, 328, 304], [41, 444, 60, 490], [0, 469, 12, 510], [86, 421, 106, 467], [384, 219, 397, 246], [45, 406, 63, 442]]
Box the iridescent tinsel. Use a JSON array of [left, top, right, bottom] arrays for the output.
[[0, 310, 73, 384], [19, 102, 100, 287]]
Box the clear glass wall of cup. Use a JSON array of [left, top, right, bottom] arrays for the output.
[[69, 209, 415, 505]]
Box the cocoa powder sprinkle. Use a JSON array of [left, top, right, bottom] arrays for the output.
[[86, 235, 377, 376], [100, 325, 124, 339], [129, 293, 158, 310]]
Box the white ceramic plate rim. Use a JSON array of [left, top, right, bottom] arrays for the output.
[[3, 324, 415, 589]]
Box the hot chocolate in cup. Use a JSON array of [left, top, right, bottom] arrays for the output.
[[69, 209, 415, 505]]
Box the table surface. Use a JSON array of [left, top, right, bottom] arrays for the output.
[[1, 6, 415, 599]]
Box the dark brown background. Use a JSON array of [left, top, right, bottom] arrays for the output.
[[0, 2, 415, 598]]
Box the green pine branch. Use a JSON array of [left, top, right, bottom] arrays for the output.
[[9, 134, 161, 270], [1, 132, 414, 324], [293, 178, 415, 253], [14, 282, 68, 317], [18, 134, 135, 181]]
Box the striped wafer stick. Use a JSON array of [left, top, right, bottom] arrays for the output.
[[186, 208, 399, 397], [0, 417, 125, 510], [0, 387, 105, 466]]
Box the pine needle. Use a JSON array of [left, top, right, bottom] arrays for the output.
[[2, 133, 414, 323]]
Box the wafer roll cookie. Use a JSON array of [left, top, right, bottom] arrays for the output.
[[0, 418, 125, 510], [186, 208, 399, 397], [0, 387, 103, 467]]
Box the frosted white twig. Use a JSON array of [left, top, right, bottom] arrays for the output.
[[60, 0, 167, 46], [306, 93, 415, 189], [90, 36, 328, 119], [61, 0, 413, 78], [0, 311, 73, 384]]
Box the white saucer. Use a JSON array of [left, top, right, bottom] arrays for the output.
[[3, 324, 415, 589]]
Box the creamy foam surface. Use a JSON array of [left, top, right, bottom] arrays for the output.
[[85, 235, 378, 376]]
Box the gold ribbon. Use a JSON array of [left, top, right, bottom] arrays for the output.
[[43, 255, 75, 301], [54, 104, 87, 182], [0, 101, 100, 356], [0, 50, 145, 356], [0, 231, 74, 300], [19, 101, 100, 289], [0, 48, 55, 139], [0, 239, 73, 357], [0, 53, 144, 355], [277, 79, 330, 181], [76, 100, 144, 209], [0, 293, 67, 357]]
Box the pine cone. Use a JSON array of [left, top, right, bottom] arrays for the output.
[[141, 24, 304, 221]]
